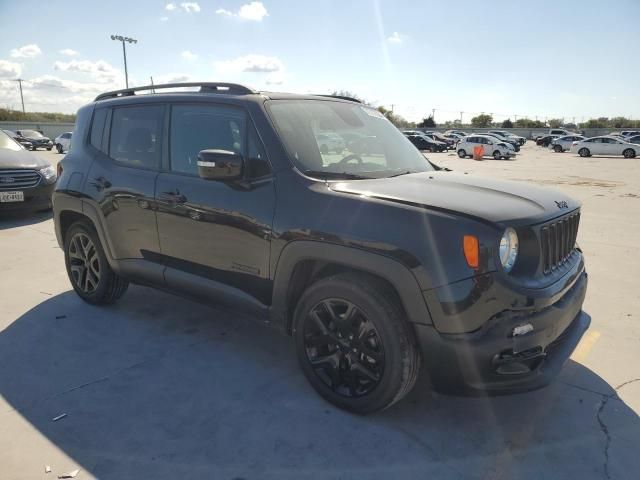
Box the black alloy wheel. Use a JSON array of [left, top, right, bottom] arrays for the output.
[[68, 232, 100, 294], [303, 299, 385, 398]]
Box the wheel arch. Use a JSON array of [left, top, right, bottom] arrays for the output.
[[270, 241, 433, 335]]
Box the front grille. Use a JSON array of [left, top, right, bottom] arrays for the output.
[[540, 211, 580, 274], [0, 169, 42, 190]]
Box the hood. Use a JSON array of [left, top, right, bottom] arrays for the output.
[[0, 148, 50, 170], [329, 171, 580, 225]]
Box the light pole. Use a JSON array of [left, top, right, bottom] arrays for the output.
[[13, 79, 25, 114], [110, 34, 137, 88]]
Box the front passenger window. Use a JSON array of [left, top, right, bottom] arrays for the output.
[[170, 105, 245, 175]]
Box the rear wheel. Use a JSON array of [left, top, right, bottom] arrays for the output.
[[64, 221, 129, 305], [554, 144, 563, 153], [56, 144, 64, 154], [623, 148, 636, 159], [578, 148, 591, 157], [493, 150, 502, 160], [457, 149, 467, 158], [293, 273, 420, 414]]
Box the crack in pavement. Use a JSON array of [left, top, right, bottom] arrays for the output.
[[595, 378, 640, 480]]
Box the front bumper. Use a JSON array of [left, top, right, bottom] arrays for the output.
[[0, 182, 55, 214], [416, 269, 589, 394]]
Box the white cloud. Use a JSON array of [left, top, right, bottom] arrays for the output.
[[10, 44, 42, 58], [166, 3, 176, 10], [238, 2, 268, 21], [216, 2, 268, 21], [153, 73, 193, 84], [0, 60, 22, 78], [215, 54, 283, 73], [387, 32, 406, 44], [59, 48, 79, 56], [54, 59, 122, 83], [181, 50, 198, 61], [265, 71, 285, 85], [180, 2, 200, 13], [160, 16, 169, 21]]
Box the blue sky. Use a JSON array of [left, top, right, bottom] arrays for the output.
[[1, 0, 639, 122]]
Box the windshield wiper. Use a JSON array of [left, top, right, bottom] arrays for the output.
[[387, 170, 419, 178], [303, 170, 372, 180]]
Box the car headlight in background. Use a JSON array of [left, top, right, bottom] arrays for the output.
[[39, 165, 57, 183], [499, 227, 519, 272]]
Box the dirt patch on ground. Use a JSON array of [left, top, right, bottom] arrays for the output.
[[511, 176, 625, 188]]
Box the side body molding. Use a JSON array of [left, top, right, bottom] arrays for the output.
[[270, 241, 433, 333]]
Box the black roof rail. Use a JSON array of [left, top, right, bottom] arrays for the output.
[[315, 94, 362, 104], [94, 82, 256, 101]]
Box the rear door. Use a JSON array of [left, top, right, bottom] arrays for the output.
[[85, 104, 164, 261], [154, 102, 275, 305]]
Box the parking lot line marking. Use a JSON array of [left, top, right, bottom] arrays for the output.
[[570, 330, 601, 363]]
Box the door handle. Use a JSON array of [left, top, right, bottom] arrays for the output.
[[160, 190, 187, 204]]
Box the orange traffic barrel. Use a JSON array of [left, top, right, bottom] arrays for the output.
[[473, 146, 484, 160]]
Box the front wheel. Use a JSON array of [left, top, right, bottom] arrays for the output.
[[56, 144, 64, 154], [493, 150, 502, 160], [293, 273, 421, 414], [578, 148, 591, 157], [623, 148, 636, 159], [64, 221, 129, 305], [46, 147, 52, 151], [554, 145, 563, 153], [457, 149, 467, 158]]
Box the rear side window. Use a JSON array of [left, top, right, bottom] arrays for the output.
[[170, 104, 245, 175], [109, 105, 164, 169], [90, 108, 107, 151]]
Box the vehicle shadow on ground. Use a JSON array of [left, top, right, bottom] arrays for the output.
[[0, 210, 53, 230], [1, 287, 638, 479]]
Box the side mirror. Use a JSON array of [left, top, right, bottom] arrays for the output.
[[197, 149, 243, 181]]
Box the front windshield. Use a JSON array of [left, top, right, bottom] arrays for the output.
[[20, 130, 43, 138], [0, 130, 22, 151], [268, 100, 433, 178]]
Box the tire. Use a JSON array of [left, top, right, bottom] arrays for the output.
[[64, 220, 129, 305], [457, 149, 467, 158], [320, 144, 329, 154], [578, 148, 591, 157], [554, 145, 563, 153], [56, 144, 64, 154], [31, 146, 37, 151], [493, 150, 501, 160], [293, 273, 420, 414], [47, 147, 52, 151], [623, 148, 636, 159]]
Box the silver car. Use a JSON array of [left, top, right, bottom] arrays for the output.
[[550, 135, 586, 153]]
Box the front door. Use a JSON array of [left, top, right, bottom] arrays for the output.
[[154, 103, 275, 305]]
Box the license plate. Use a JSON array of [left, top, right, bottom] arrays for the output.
[[0, 191, 24, 202]]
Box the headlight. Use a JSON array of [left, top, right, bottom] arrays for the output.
[[39, 165, 57, 183], [499, 227, 519, 272]]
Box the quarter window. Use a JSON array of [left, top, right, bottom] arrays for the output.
[[90, 108, 108, 151], [170, 104, 245, 175], [109, 105, 164, 169]]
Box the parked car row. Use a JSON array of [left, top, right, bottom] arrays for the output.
[[545, 130, 640, 158], [0, 129, 57, 213]]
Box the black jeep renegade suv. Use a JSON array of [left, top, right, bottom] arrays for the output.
[[53, 82, 589, 413]]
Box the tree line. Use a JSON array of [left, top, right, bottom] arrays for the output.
[[0, 108, 76, 123]]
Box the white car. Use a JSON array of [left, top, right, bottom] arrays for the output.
[[549, 135, 586, 152], [570, 136, 639, 158], [456, 134, 515, 160], [54, 132, 72, 153]]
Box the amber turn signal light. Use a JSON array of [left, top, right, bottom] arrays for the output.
[[463, 235, 479, 268]]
